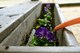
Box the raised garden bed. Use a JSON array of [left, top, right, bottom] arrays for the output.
[[27, 4, 59, 46], [0, 2, 80, 53]]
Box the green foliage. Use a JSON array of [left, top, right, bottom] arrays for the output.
[[37, 18, 49, 26], [29, 4, 59, 46], [29, 35, 56, 46]]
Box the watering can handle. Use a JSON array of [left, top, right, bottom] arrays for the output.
[[54, 17, 80, 31]]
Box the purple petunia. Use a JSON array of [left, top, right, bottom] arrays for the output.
[[46, 4, 50, 8], [35, 27, 56, 42], [44, 4, 51, 13], [35, 27, 48, 38], [46, 31, 56, 42], [44, 7, 48, 12]]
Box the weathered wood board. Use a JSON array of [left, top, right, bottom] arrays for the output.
[[0, 1, 41, 46]]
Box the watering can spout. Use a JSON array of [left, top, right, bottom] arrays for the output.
[[54, 17, 80, 31]]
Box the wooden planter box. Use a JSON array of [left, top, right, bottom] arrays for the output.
[[0, 1, 80, 53]]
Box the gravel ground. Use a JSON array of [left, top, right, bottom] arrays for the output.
[[61, 6, 80, 44]]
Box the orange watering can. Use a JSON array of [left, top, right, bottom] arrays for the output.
[[54, 17, 80, 31]]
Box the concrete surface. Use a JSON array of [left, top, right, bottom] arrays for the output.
[[60, 5, 80, 44], [0, 1, 41, 43], [0, 1, 80, 53], [0, 46, 80, 53], [0, 0, 28, 7]]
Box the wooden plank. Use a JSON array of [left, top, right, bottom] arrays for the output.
[[0, 46, 80, 53], [55, 3, 78, 46], [0, 1, 41, 43], [0, 2, 41, 46], [27, 29, 36, 46]]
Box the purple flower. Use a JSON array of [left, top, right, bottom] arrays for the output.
[[35, 27, 48, 38], [44, 7, 48, 12], [35, 27, 56, 42], [46, 31, 56, 42], [46, 4, 50, 8], [44, 4, 51, 13]]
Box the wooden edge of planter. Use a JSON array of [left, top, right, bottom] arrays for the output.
[[64, 28, 79, 46], [55, 3, 79, 46], [0, 46, 80, 53], [0, 1, 41, 43], [59, 2, 80, 5], [27, 29, 36, 46]]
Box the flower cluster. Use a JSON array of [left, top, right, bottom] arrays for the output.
[[30, 4, 58, 46], [35, 27, 56, 42]]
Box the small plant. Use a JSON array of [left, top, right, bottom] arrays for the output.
[[29, 4, 58, 46], [30, 27, 56, 46]]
